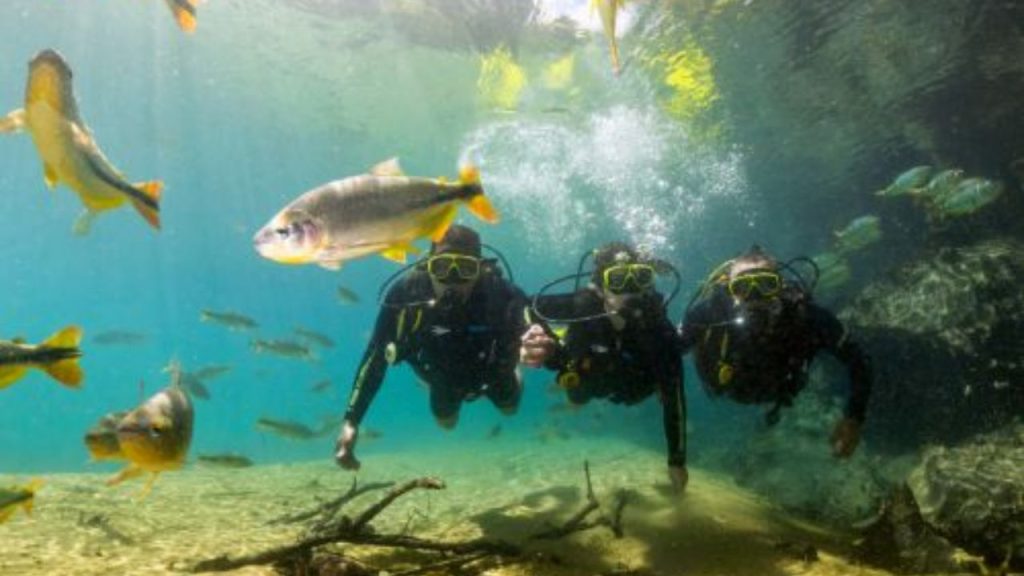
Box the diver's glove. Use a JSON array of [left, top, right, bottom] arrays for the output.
[[334, 420, 361, 471], [830, 417, 862, 458]]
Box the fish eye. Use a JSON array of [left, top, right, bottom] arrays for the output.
[[274, 227, 289, 237]]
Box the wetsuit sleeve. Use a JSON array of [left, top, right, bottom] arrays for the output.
[[678, 298, 716, 353], [810, 304, 873, 423], [660, 323, 687, 467], [494, 283, 530, 374], [342, 293, 399, 425]]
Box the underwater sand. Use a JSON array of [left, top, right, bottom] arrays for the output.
[[1, 436, 896, 576]]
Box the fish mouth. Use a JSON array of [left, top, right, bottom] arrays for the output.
[[29, 49, 72, 78]]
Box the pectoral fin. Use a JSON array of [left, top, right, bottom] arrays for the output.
[[107, 464, 145, 486], [72, 210, 97, 236], [0, 366, 28, 389], [0, 108, 26, 134], [43, 163, 59, 189], [380, 242, 421, 264]]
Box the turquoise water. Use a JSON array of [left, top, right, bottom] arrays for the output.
[[0, 0, 1021, 536]]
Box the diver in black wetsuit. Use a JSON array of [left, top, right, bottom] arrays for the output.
[[520, 242, 688, 491], [334, 225, 528, 470], [679, 246, 872, 458]]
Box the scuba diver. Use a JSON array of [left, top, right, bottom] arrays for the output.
[[679, 245, 872, 458], [519, 242, 688, 491], [335, 225, 528, 470]]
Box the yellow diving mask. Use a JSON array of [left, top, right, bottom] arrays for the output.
[[727, 270, 782, 300], [602, 263, 656, 294], [426, 254, 481, 283]]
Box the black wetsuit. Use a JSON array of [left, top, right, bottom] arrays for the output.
[[679, 286, 872, 423], [533, 288, 687, 468], [343, 268, 528, 425]]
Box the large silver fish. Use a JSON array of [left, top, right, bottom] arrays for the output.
[[253, 158, 498, 271]]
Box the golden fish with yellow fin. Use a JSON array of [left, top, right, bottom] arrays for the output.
[[0, 325, 83, 390], [86, 372, 193, 498], [0, 50, 162, 234], [253, 158, 498, 270]]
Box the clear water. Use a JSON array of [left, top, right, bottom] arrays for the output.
[[0, 0, 1021, 564]]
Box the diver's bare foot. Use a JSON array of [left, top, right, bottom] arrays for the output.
[[334, 421, 361, 470]]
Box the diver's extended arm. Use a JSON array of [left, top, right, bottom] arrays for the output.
[[342, 307, 396, 426], [811, 304, 872, 423]]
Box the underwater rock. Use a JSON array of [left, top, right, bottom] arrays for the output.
[[714, 366, 898, 526], [853, 483, 961, 574], [907, 424, 1024, 569], [840, 238, 1024, 447]]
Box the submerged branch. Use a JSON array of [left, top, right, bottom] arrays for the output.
[[269, 477, 394, 526]]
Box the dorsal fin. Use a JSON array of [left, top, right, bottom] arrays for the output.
[[370, 157, 405, 177]]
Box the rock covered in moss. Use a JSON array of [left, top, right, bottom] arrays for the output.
[[840, 239, 1024, 447], [907, 424, 1024, 568]]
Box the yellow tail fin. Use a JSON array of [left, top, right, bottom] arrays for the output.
[[42, 325, 82, 349], [131, 181, 163, 230], [458, 165, 499, 223], [41, 326, 84, 388], [466, 195, 499, 224], [43, 359, 83, 389]]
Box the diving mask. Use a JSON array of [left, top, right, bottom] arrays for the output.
[[602, 263, 656, 294], [728, 270, 782, 300], [427, 254, 481, 284]]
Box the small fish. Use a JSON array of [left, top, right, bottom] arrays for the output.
[[0, 480, 44, 524], [200, 309, 258, 331], [875, 165, 933, 197], [487, 424, 502, 439], [915, 168, 964, 202], [97, 373, 194, 497], [936, 178, 1004, 218], [84, 410, 129, 461], [336, 285, 360, 305], [196, 453, 253, 469], [592, 0, 625, 75], [163, 0, 200, 33], [0, 50, 162, 233], [250, 339, 316, 361], [253, 158, 498, 271], [310, 379, 332, 394], [811, 252, 851, 293], [192, 364, 232, 381], [833, 215, 882, 255], [360, 427, 384, 442], [92, 330, 147, 346], [0, 325, 84, 390], [255, 417, 322, 440], [163, 361, 210, 400], [294, 327, 335, 348]]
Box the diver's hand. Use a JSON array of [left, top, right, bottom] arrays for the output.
[[520, 324, 556, 368], [830, 417, 861, 458], [669, 465, 689, 493], [334, 420, 361, 470]]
